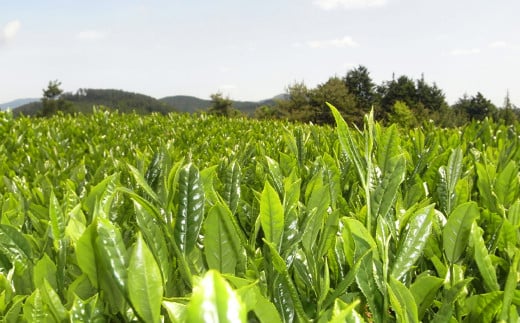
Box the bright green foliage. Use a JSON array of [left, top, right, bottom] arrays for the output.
[[0, 107, 520, 322]]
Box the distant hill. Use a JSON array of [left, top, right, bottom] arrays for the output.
[[14, 89, 176, 116], [159, 94, 285, 115], [0, 98, 39, 110], [12, 89, 285, 116]]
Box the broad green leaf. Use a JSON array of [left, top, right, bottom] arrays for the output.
[[282, 175, 300, 252], [470, 223, 500, 292], [302, 172, 330, 253], [442, 202, 479, 264], [476, 163, 498, 213], [430, 278, 472, 323], [388, 276, 419, 323], [322, 249, 371, 310], [264, 240, 309, 322], [204, 203, 241, 274], [4, 295, 25, 323], [236, 282, 282, 323], [144, 150, 167, 194], [391, 204, 434, 281], [222, 160, 241, 214], [134, 199, 171, 285], [94, 218, 128, 292], [410, 274, 444, 320], [49, 191, 67, 298], [84, 173, 119, 219], [127, 163, 160, 203], [23, 289, 48, 323], [40, 279, 68, 322], [499, 249, 520, 321], [265, 156, 284, 197], [495, 160, 518, 208], [437, 148, 463, 216], [376, 123, 400, 175], [329, 299, 362, 323], [371, 154, 405, 220], [187, 270, 247, 322], [92, 218, 128, 313], [33, 253, 57, 291], [465, 291, 503, 322], [355, 253, 383, 323], [128, 232, 163, 323], [76, 223, 98, 287], [328, 102, 367, 189], [174, 163, 205, 255], [0, 224, 32, 275], [162, 300, 186, 323], [49, 191, 66, 247], [260, 181, 284, 250], [70, 294, 105, 323]]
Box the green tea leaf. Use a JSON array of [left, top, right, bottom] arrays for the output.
[[187, 270, 247, 322], [204, 203, 241, 274], [443, 202, 479, 264], [0, 224, 32, 274], [471, 223, 500, 292], [174, 163, 205, 255], [260, 181, 284, 250], [128, 232, 163, 323], [388, 276, 419, 323], [392, 204, 434, 281], [222, 160, 241, 214], [371, 154, 406, 220], [410, 274, 444, 320], [128, 163, 160, 203]]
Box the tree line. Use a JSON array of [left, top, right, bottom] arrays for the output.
[[211, 65, 518, 127], [39, 66, 518, 127]]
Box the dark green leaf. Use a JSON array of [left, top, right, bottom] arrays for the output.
[[443, 202, 479, 264], [260, 181, 284, 250], [391, 204, 434, 281], [128, 232, 163, 323], [204, 203, 242, 274], [174, 163, 205, 255]]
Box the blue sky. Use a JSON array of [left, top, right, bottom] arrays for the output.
[[1, 0, 519, 106]]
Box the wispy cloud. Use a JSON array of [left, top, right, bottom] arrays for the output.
[[1, 20, 21, 44], [448, 48, 481, 56], [314, 0, 388, 10], [307, 36, 359, 48], [77, 30, 106, 41]]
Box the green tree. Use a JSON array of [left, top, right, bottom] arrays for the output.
[[452, 92, 496, 121], [415, 76, 448, 112], [310, 76, 358, 125], [208, 92, 234, 117], [275, 82, 314, 122], [378, 75, 417, 114], [344, 65, 376, 112], [495, 90, 518, 124], [387, 100, 417, 128], [41, 80, 74, 116]]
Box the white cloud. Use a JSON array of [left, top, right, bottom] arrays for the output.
[[3, 20, 21, 40], [77, 30, 106, 41], [488, 41, 508, 48], [448, 48, 481, 56], [2, 20, 21, 41], [314, 0, 388, 10], [307, 36, 359, 49]]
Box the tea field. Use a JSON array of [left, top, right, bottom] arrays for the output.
[[0, 105, 519, 322]]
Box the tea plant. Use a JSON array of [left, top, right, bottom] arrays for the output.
[[0, 106, 518, 322]]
